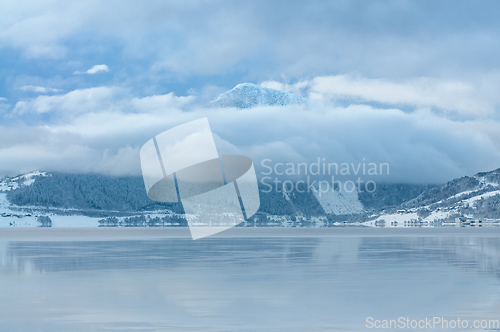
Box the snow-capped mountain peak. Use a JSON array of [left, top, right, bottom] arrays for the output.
[[208, 83, 309, 108]]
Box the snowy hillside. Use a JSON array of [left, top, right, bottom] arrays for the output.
[[0, 171, 49, 191], [369, 168, 500, 227], [403, 168, 500, 209], [0, 170, 434, 227], [312, 187, 364, 215], [0, 172, 51, 227], [208, 83, 309, 108]]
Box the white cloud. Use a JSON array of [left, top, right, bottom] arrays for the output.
[[1, 1, 499, 83], [0, 97, 7, 101], [13, 86, 121, 115], [12, 87, 194, 118], [130, 93, 194, 113], [262, 74, 500, 117], [0, 1, 93, 59], [19, 85, 61, 93], [2, 87, 197, 176], [85, 64, 109, 74], [310, 75, 484, 114], [74, 64, 109, 75], [0, 142, 141, 177], [3, 88, 500, 183], [3, 82, 500, 183], [1, 2, 499, 184], [260, 80, 309, 97]]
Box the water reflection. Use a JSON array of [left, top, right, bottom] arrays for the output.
[[1, 235, 499, 331]]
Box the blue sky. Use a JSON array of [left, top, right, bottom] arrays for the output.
[[1, 0, 500, 183]]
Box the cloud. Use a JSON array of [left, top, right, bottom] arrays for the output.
[[74, 64, 109, 75], [262, 74, 500, 117], [19, 85, 61, 93], [308, 75, 492, 116], [205, 105, 500, 184], [11, 87, 195, 120], [1, 1, 500, 81], [130, 93, 195, 113], [13, 86, 121, 115], [260, 80, 309, 97], [0, 97, 7, 101], [0, 141, 141, 177], [2, 84, 500, 184], [0, 87, 196, 176], [1, 2, 500, 185]]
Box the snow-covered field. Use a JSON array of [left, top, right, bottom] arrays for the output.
[[422, 210, 450, 223], [1, 179, 98, 227], [50, 215, 101, 227], [364, 212, 420, 227], [0, 193, 38, 227]]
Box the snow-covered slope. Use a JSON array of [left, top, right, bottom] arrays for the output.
[[0, 172, 51, 227], [8, 167, 500, 227], [368, 168, 500, 226], [312, 188, 364, 215], [403, 168, 500, 209], [0, 171, 49, 191], [208, 83, 309, 108], [1, 171, 431, 223]]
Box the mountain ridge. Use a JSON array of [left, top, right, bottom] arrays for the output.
[[207, 83, 309, 108], [1, 170, 431, 226], [5, 167, 500, 227]]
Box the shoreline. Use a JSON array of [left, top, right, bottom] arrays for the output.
[[1, 227, 500, 241]]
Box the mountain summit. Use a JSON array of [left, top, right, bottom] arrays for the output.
[[208, 83, 309, 108]]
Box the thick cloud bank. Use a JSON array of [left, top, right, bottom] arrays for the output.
[[1, 79, 500, 184]]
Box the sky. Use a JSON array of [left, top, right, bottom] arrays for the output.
[[1, 0, 500, 184]]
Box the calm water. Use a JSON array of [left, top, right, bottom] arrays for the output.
[[1, 229, 500, 331]]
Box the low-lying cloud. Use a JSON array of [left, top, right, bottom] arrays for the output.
[[2, 79, 500, 184], [262, 74, 500, 117]]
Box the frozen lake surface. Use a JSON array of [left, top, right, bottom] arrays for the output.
[[1, 228, 500, 331]]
